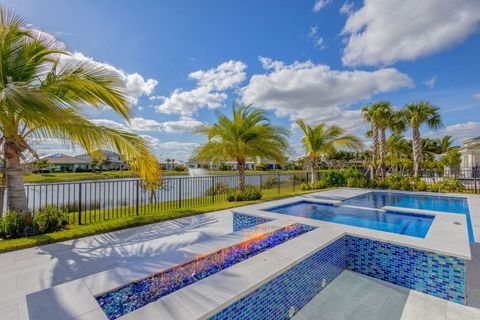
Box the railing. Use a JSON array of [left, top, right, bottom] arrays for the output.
[[0, 172, 313, 225], [418, 167, 480, 193]]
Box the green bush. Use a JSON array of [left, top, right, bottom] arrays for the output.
[[0, 211, 32, 239], [32, 206, 69, 234], [413, 178, 428, 192], [343, 168, 368, 188], [430, 177, 464, 193], [227, 186, 262, 202], [323, 170, 346, 187], [299, 180, 327, 191], [261, 176, 278, 188], [384, 174, 413, 191]]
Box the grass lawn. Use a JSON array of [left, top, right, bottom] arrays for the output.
[[0, 188, 317, 253], [22, 170, 307, 183]]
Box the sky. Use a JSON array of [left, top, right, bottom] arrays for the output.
[[7, 0, 480, 161]]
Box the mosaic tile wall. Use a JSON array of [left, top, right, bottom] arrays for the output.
[[345, 235, 466, 304], [209, 238, 346, 320], [232, 212, 272, 232]]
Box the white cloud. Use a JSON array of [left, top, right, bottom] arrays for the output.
[[242, 58, 413, 133], [473, 93, 480, 102], [163, 116, 204, 133], [90, 119, 131, 131], [59, 52, 158, 104], [341, 0, 480, 66], [307, 26, 326, 50], [313, 0, 330, 12], [155, 60, 246, 115], [443, 122, 480, 142], [188, 60, 246, 91], [340, 1, 354, 15], [423, 76, 437, 89], [129, 117, 164, 132], [158, 141, 200, 149]]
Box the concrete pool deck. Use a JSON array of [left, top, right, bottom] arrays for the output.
[[0, 188, 479, 319]]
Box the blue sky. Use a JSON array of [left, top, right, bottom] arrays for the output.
[[8, 0, 480, 160]]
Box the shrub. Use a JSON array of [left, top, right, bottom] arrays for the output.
[[384, 174, 413, 191], [227, 186, 262, 202], [430, 177, 464, 193], [299, 180, 327, 191], [0, 211, 32, 239], [343, 168, 368, 188], [32, 206, 69, 234], [413, 178, 428, 192], [261, 176, 278, 189], [323, 170, 346, 187]]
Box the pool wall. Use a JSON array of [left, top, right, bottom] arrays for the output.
[[345, 236, 466, 304], [233, 212, 272, 232], [210, 236, 466, 319], [209, 237, 346, 320]]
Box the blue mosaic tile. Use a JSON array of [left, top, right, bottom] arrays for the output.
[[232, 212, 272, 232], [345, 235, 466, 304], [209, 238, 346, 320]]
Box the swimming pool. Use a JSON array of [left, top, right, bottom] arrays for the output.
[[266, 201, 433, 238], [342, 192, 474, 242]]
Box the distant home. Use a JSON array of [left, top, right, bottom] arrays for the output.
[[76, 150, 127, 171], [25, 154, 91, 173], [460, 136, 480, 173]]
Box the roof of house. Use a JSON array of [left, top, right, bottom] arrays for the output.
[[463, 136, 480, 150], [40, 154, 91, 165]]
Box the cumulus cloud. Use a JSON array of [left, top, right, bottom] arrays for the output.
[[162, 116, 204, 133], [158, 141, 200, 149], [129, 117, 164, 132], [59, 52, 158, 104], [313, 0, 330, 12], [242, 58, 413, 133], [155, 60, 246, 115], [340, 1, 354, 15], [341, 0, 480, 66], [443, 122, 480, 142], [90, 119, 131, 131]]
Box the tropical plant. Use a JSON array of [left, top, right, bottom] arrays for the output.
[[32, 158, 50, 173], [361, 104, 379, 179], [439, 135, 455, 154], [296, 119, 362, 185], [195, 104, 289, 191], [400, 101, 442, 177], [0, 7, 161, 213], [371, 101, 395, 177]]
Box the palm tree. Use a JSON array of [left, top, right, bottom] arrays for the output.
[[400, 101, 442, 177], [195, 103, 289, 191], [362, 104, 379, 179], [296, 119, 362, 185], [439, 135, 455, 153], [0, 7, 161, 213]]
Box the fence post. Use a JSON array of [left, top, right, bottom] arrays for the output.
[[259, 175, 263, 190], [474, 166, 478, 194], [277, 173, 280, 194], [136, 180, 140, 215], [77, 183, 82, 225], [293, 173, 296, 191], [178, 178, 182, 208], [211, 176, 215, 203]]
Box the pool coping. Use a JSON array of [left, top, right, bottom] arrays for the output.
[[24, 188, 478, 320]]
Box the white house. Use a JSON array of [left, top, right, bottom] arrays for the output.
[[76, 150, 127, 171], [459, 136, 480, 177]]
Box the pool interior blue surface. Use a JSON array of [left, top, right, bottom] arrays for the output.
[[342, 192, 474, 242], [266, 201, 433, 238]]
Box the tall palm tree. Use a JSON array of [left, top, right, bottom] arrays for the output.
[[362, 104, 379, 179], [372, 101, 399, 177], [439, 135, 455, 154], [296, 119, 362, 185], [400, 101, 442, 177], [0, 7, 161, 213], [195, 104, 289, 191]]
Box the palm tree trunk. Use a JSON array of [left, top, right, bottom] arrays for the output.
[[4, 140, 28, 214], [377, 128, 386, 178], [412, 127, 422, 177], [310, 157, 317, 185], [371, 124, 379, 179], [238, 159, 246, 192], [0, 159, 6, 216]]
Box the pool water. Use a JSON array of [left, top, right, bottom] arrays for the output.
[[266, 201, 433, 238], [342, 192, 474, 242]]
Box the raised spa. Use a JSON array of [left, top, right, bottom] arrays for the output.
[[265, 201, 433, 238]]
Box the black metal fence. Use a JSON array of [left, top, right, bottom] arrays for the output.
[[0, 172, 313, 225], [418, 167, 480, 194]]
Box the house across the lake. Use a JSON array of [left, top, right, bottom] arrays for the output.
[[24, 154, 91, 173], [76, 150, 127, 171]]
